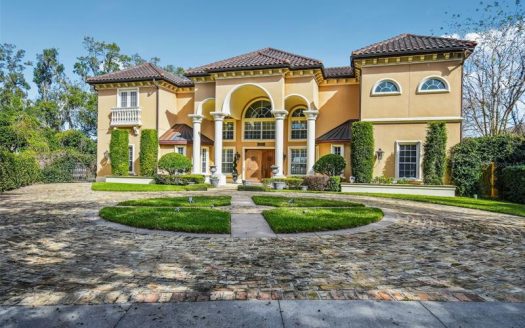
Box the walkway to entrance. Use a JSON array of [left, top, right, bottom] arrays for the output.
[[230, 194, 276, 238]]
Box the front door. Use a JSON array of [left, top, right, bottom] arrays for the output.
[[244, 149, 274, 181]]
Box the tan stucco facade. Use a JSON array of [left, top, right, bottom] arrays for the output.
[[94, 51, 468, 183]]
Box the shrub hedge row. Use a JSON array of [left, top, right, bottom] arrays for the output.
[[155, 174, 205, 185], [351, 122, 374, 183], [109, 129, 129, 176], [0, 149, 41, 192], [262, 177, 303, 189], [423, 122, 447, 185], [139, 129, 158, 176], [499, 165, 525, 204]]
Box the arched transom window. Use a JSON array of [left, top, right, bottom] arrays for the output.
[[373, 79, 401, 95], [244, 99, 275, 140], [419, 77, 449, 92], [290, 107, 307, 140]]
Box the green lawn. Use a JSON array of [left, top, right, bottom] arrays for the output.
[[99, 206, 230, 233], [91, 182, 208, 192], [118, 196, 231, 207], [262, 207, 383, 233], [345, 193, 525, 217], [252, 195, 364, 207]]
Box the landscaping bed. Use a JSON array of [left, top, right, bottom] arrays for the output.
[[252, 195, 363, 207], [91, 182, 208, 192], [118, 196, 230, 207]]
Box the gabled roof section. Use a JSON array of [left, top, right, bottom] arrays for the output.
[[352, 34, 477, 59], [316, 119, 358, 143], [185, 47, 323, 77], [323, 66, 355, 79], [159, 124, 213, 145], [86, 63, 194, 87]]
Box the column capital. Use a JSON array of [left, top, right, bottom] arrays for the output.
[[188, 114, 204, 123], [270, 109, 288, 119], [303, 110, 319, 120], [210, 112, 226, 121]]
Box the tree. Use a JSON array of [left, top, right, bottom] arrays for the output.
[[163, 64, 185, 77], [158, 153, 192, 175], [422, 122, 447, 185], [33, 48, 65, 101], [0, 43, 32, 102], [445, 1, 525, 136]]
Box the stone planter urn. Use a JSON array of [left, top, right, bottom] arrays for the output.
[[209, 166, 219, 187], [301, 185, 308, 191], [274, 181, 286, 190], [271, 165, 279, 177]]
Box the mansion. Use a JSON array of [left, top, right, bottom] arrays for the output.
[[88, 34, 477, 184]]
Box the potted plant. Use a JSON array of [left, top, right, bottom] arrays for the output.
[[231, 152, 240, 184]]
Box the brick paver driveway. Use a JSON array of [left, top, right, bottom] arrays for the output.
[[0, 183, 523, 305]]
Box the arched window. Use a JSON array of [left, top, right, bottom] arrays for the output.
[[419, 77, 449, 93], [290, 107, 307, 140], [243, 99, 275, 140], [372, 79, 401, 95]]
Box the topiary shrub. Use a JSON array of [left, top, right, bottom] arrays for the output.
[[422, 122, 447, 185], [261, 177, 304, 189], [372, 176, 394, 184], [109, 129, 129, 176], [302, 175, 329, 191], [499, 165, 525, 204], [326, 176, 341, 192], [155, 173, 205, 185], [313, 154, 346, 176], [139, 129, 158, 176], [351, 122, 374, 183], [158, 152, 192, 175]]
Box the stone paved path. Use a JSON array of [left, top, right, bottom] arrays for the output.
[[230, 194, 276, 238], [0, 183, 524, 307]]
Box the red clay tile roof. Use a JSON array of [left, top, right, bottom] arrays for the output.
[[86, 63, 194, 87], [323, 66, 355, 78], [316, 119, 358, 143], [352, 34, 477, 59], [185, 47, 323, 77], [159, 124, 213, 145]]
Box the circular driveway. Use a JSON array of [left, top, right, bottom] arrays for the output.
[[0, 183, 523, 306]]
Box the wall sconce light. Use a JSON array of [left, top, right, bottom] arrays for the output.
[[376, 148, 384, 161], [103, 150, 110, 160]]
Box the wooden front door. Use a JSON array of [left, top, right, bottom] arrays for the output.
[[244, 149, 274, 181]]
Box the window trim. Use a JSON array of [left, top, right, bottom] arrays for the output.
[[128, 144, 135, 174], [371, 79, 402, 96], [417, 76, 450, 94], [174, 146, 186, 156], [222, 119, 236, 141], [288, 146, 308, 176], [117, 87, 139, 108], [221, 147, 236, 175], [201, 146, 209, 174], [288, 106, 308, 141], [242, 98, 276, 142], [331, 144, 344, 158], [395, 141, 421, 180]]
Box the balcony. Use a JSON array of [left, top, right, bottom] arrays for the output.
[[110, 107, 142, 127]]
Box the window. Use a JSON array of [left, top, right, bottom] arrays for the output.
[[396, 142, 420, 179], [372, 79, 401, 95], [222, 148, 234, 174], [223, 120, 235, 140], [419, 77, 449, 93], [331, 145, 344, 157], [118, 88, 138, 107], [201, 147, 208, 174], [128, 145, 134, 173], [290, 108, 307, 140], [244, 100, 275, 140], [175, 146, 185, 155], [290, 148, 307, 175]]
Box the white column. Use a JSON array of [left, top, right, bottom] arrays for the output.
[[271, 109, 288, 177], [189, 114, 203, 174], [211, 112, 226, 185], [304, 110, 319, 175]]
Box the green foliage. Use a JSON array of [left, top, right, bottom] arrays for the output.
[[155, 174, 205, 185], [158, 153, 192, 175], [351, 122, 374, 183], [326, 176, 341, 192], [0, 149, 41, 192], [118, 196, 231, 207], [372, 176, 394, 184], [313, 154, 346, 176], [252, 196, 363, 207], [237, 185, 268, 192], [56, 129, 96, 154], [33, 48, 65, 101], [450, 138, 482, 196], [42, 150, 94, 183], [302, 175, 330, 191], [500, 165, 525, 204], [92, 182, 208, 192], [0, 43, 31, 102], [262, 177, 304, 190], [139, 129, 158, 176], [423, 122, 447, 185], [109, 129, 129, 176]]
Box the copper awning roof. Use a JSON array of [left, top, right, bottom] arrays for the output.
[[159, 124, 213, 145]]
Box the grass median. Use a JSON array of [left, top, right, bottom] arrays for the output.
[[118, 196, 231, 207], [91, 182, 208, 192], [252, 195, 364, 207]]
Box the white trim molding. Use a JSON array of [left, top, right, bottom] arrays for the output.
[[417, 75, 450, 94], [331, 144, 344, 158], [371, 78, 402, 96], [117, 87, 139, 108], [395, 140, 422, 180], [362, 116, 463, 124]]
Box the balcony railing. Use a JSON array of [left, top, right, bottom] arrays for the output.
[[110, 107, 142, 126]]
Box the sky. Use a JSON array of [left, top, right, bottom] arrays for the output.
[[1, 0, 486, 98]]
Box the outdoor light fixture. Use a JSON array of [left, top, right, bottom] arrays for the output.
[[103, 150, 110, 160], [376, 148, 384, 161]]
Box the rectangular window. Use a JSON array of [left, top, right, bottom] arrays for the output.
[[397, 143, 419, 178], [331, 145, 343, 157], [291, 120, 307, 139], [118, 88, 139, 108], [128, 145, 134, 173], [120, 91, 128, 108], [223, 121, 235, 140], [244, 121, 275, 140], [290, 148, 307, 175], [222, 148, 234, 173], [130, 91, 137, 107], [175, 146, 185, 155], [201, 148, 208, 174]]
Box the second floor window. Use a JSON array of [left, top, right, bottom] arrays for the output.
[[119, 89, 138, 108], [244, 100, 275, 140], [223, 120, 235, 140], [290, 108, 307, 140]]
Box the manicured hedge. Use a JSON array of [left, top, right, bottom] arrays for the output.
[[499, 165, 525, 204], [109, 129, 129, 176], [262, 177, 304, 189], [155, 174, 205, 185], [0, 149, 41, 192], [351, 122, 374, 183], [237, 185, 267, 191], [422, 122, 447, 185], [302, 175, 329, 191], [326, 176, 341, 192], [158, 153, 192, 175], [139, 129, 158, 176], [313, 154, 346, 176]]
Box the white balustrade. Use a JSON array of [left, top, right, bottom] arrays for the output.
[[110, 107, 142, 126]]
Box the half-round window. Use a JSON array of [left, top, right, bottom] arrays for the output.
[[290, 107, 307, 140], [244, 100, 273, 118], [372, 79, 401, 95], [419, 77, 449, 92], [243, 99, 275, 140]]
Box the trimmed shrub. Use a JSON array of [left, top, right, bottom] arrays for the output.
[[303, 175, 329, 191], [372, 176, 394, 184], [109, 129, 129, 176], [139, 129, 158, 176], [422, 122, 447, 185], [326, 176, 341, 192], [351, 122, 374, 183], [499, 165, 525, 204], [0, 149, 41, 192], [450, 138, 482, 196], [262, 177, 304, 189], [155, 174, 205, 185], [237, 185, 267, 191], [313, 154, 346, 176], [158, 153, 192, 175]]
